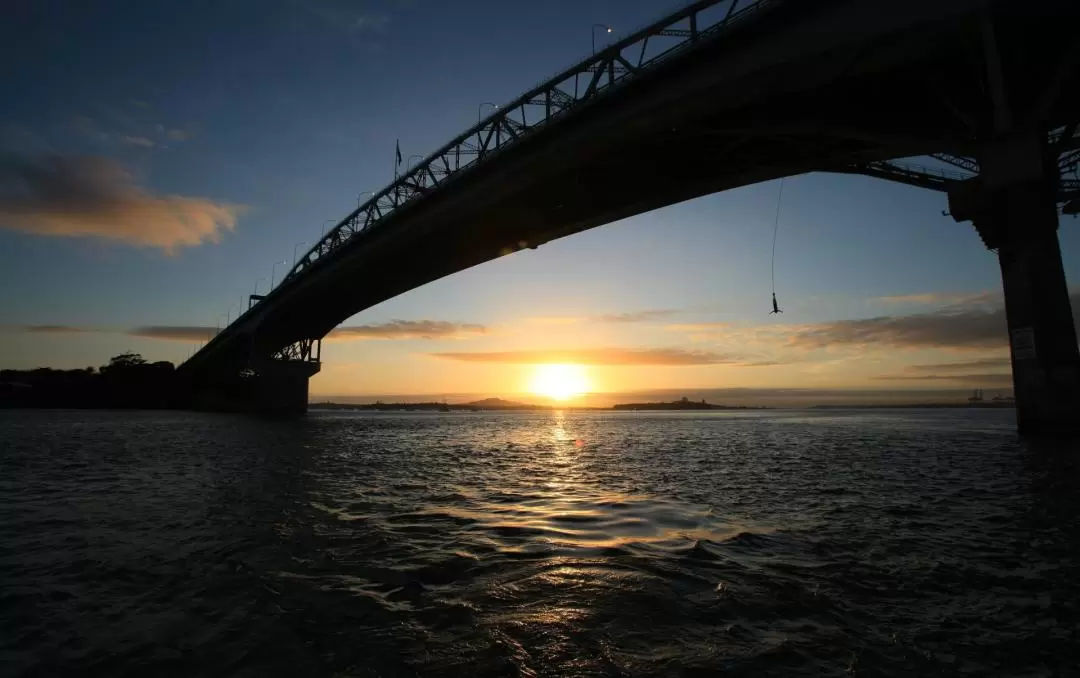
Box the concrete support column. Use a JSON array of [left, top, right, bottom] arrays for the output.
[[255, 361, 320, 415], [952, 137, 1080, 435]]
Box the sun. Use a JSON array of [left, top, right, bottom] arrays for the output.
[[529, 364, 589, 401]]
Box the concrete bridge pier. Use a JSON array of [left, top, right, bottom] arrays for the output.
[[252, 359, 321, 415], [186, 359, 320, 415], [950, 137, 1080, 435]]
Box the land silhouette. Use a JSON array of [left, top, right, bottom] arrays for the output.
[[1, 353, 177, 409]]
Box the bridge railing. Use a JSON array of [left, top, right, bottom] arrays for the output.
[[271, 0, 784, 292]]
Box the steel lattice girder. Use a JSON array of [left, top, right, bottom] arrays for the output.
[[268, 0, 780, 288]]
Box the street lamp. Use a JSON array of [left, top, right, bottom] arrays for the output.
[[321, 218, 337, 240], [250, 277, 267, 309], [270, 259, 288, 288], [591, 23, 612, 54], [356, 191, 374, 209], [479, 102, 499, 123], [292, 241, 307, 266], [406, 154, 424, 172]]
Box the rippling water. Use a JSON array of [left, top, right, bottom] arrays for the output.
[[3, 409, 1079, 676]]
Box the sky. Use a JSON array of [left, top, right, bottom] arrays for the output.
[[2, 0, 1078, 405]]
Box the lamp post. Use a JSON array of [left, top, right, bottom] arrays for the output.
[[321, 218, 337, 240], [591, 23, 612, 54], [292, 242, 307, 266], [270, 259, 288, 288], [406, 154, 424, 172], [478, 102, 499, 122], [356, 191, 374, 209], [250, 277, 266, 309]]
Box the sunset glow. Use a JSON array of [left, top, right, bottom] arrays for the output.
[[529, 364, 590, 401]]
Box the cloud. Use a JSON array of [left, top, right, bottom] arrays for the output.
[[74, 116, 191, 148], [789, 306, 1008, 350], [594, 309, 678, 323], [872, 373, 1015, 387], [155, 124, 191, 142], [791, 292, 1079, 350], [0, 155, 243, 251], [665, 322, 731, 332], [524, 316, 585, 325], [23, 325, 89, 334], [74, 116, 157, 148], [871, 357, 1014, 386], [351, 13, 390, 32], [429, 347, 736, 366], [904, 357, 1012, 372], [121, 135, 156, 148], [292, 0, 393, 35], [328, 320, 486, 341], [127, 326, 217, 341], [872, 292, 989, 306], [526, 309, 678, 325]]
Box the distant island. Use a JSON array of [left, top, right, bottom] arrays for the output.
[[310, 397, 549, 412], [613, 397, 768, 411], [311, 396, 768, 412]]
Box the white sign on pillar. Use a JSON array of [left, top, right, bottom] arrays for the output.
[[1010, 327, 1037, 361]]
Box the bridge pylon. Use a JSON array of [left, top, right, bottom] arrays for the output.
[[947, 136, 1079, 435]]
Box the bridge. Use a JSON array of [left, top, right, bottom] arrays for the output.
[[177, 0, 1080, 435]]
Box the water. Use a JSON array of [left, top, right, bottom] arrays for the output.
[[2, 408, 1078, 677]]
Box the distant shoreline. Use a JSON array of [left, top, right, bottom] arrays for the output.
[[309, 398, 1014, 412], [309, 397, 768, 412]]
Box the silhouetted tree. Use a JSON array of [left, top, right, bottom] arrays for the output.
[[101, 352, 148, 374]]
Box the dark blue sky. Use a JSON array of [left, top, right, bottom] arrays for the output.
[[1, 0, 1076, 397]]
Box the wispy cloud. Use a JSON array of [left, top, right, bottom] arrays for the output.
[[120, 135, 156, 148], [523, 316, 584, 326], [870, 357, 1013, 386], [594, 309, 678, 323], [904, 357, 1012, 372], [0, 154, 244, 251], [872, 292, 991, 306], [791, 292, 1078, 351], [328, 320, 486, 341], [350, 13, 391, 32], [664, 322, 730, 332], [74, 116, 192, 149], [872, 373, 1015, 386], [429, 347, 738, 366], [156, 125, 192, 142], [788, 305, 1009, 350], [127, 326, 217, 341], [23, 325, 90, 334], [526, 309, 679, 325], [290, 0, 393, 35]]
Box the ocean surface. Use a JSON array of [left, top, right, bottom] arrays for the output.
[[2, 408, 1078, 677]]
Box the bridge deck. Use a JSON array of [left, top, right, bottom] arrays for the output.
[[182, 0, 1080, 376]]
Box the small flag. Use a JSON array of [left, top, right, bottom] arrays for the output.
[[395, 139, 402, 167]]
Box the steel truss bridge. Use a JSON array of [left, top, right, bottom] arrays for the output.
[[178, 0, 1080, 433]]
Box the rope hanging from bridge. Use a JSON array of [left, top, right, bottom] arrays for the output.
[[769, 178, 784, 314]]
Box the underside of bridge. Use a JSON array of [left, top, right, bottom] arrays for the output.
[[179, 0, 1080, 433]]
